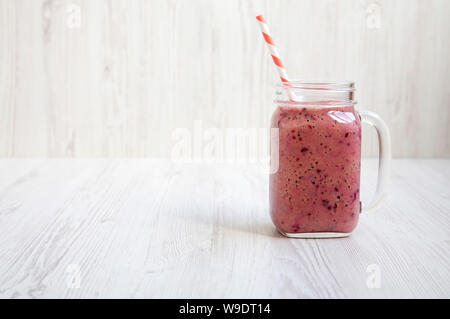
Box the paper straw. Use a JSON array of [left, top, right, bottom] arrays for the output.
[[256, 14, 296, 100]]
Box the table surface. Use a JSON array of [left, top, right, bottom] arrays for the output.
[[0, 159, 449, 299]]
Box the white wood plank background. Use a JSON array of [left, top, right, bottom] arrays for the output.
[[0, 159, 448, 298], [0, 0, 449, 158]]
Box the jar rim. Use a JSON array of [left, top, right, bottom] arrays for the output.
[[275, 80, 355, 92], [275, 79, 356, 105]]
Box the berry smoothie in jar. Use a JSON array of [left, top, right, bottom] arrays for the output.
[[270, 81, 362, 237]]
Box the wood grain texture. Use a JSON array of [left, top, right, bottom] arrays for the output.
[[0, 0, 449, 157], [0, 159, 448, 298]]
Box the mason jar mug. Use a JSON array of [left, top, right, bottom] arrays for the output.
[[269, 81, 391, 238]]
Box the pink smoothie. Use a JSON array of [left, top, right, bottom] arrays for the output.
[[270, 103, 361, 234]]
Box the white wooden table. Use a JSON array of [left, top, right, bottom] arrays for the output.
[[0, 159, 448, 299]]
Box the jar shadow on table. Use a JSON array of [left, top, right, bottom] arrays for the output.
[[227, 220, 281, 238]]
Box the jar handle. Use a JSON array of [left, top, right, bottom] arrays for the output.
[[358, 111, 392, 213]]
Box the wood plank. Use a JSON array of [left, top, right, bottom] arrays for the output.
[[0, 0, 449, 157], [0, 159, 448, 298]]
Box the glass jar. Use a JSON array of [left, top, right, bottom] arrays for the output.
[[269, 81, 391, 238]]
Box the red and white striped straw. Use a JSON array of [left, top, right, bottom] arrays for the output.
[[256, 14, 296, 100]]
